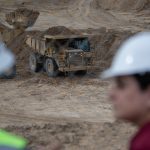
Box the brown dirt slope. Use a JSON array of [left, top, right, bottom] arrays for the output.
[[0, 0, 150, 31], [92, 0, 150, 11]]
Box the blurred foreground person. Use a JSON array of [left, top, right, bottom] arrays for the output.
[[101, 32, 150, 150], [0, 42, 28, 150], [0, 41, 63, 150], [0, 42, 16, 78], [0, 130, 28, 150], [0, 42, 14, 73]]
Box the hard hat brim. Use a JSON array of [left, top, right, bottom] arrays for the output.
[[101, 68, 115, 79], [101, 68, 127, 79], [101, 67, 150, 79]]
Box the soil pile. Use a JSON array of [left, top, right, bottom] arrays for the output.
[[89, 29, 132, 70], [43, 26, 81, 36]]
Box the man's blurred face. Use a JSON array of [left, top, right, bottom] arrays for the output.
[[110, 76, 150, 123]]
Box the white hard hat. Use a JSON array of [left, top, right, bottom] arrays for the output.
[[0, 42, 15, 74], [101, 32, 150, 79]]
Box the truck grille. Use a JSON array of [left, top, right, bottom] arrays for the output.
[[68, 52, 84, 66]]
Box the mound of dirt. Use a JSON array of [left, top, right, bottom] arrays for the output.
[[92, 0, 150, 11], [43, 26, 81, 36], [88, 29, 132, 71]]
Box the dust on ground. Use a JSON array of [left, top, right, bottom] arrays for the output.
[[0, 75, 136, 150], [0, 0, 149, 149]]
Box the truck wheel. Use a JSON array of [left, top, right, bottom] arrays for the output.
[[75, 70, 87, 76], [45, 58, 58, 77], [3, 65, 16, 79], [29, 53, 41, 72]]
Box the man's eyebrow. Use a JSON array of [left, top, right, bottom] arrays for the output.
[[115, 77, 122, 83], [115, 77, 126, 87]]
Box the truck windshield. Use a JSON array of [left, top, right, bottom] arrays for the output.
[[69, 38, 90, 52]]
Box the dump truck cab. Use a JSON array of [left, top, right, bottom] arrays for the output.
[[26, 34, 95, 77]]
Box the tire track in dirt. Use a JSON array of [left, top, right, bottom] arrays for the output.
[[0, 105, 113, 128]]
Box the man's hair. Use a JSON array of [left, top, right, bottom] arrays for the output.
[[133, 72, 150, 90]]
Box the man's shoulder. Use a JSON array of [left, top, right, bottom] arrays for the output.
[[130, 123, 150, 150]]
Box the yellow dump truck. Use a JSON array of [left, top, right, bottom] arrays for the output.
[[26, 34, 96, 77]]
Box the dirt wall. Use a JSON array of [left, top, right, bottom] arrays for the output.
[[92, 0, 150, 11]]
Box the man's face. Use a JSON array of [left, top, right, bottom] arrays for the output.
[[110, 76, 150, 122]]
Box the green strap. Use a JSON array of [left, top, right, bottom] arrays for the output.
[[0, 129, 27, 149]]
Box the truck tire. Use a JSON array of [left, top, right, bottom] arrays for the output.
[[3, 65, 16, 79], [75, 70, 87, 76], [45, 58, 58, 77], [29, 53, 41, 72]]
